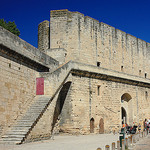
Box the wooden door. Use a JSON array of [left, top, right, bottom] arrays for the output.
[[90, 118, 94, 133], [99, 118, 104, 134], [36, 78, 44, 95]]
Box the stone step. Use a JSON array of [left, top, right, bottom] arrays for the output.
[[26, 110, 43, 113], [6, 130, 28, 134], [1, 137, 23, 141], [6, 131, 27, 135], [0, 140, 21, 145], [16, 123, 33, 127], [22, 115, 39, 119], [36, 101, 48, 103], [2, 134, 25, 138], [11, 127, 30, 131], [17, 120, 34, 123], [28, 107, 43, 109], [0, 96, 52, 144], [13, 124, 31, 127]]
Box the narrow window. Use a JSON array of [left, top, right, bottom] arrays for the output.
[[97, 62, 101, 67], [145, 91, 148, 99], [9, 63, 11, 68], [145, 73, 147, 78], [121, 66, 124, 72], [97, 85, 100, 96], [139, 70, 141, 76]]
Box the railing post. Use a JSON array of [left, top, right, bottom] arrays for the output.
[[112, 142, 115, 150]]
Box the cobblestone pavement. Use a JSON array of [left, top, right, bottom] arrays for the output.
[[134, 134, 150, 150], [0, 134, 119, 150]]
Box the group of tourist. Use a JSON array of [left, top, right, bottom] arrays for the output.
[[122, 119, 150, 134], [144, 118, 150, 133]]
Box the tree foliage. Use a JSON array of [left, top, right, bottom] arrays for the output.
[[0, 19, 20, 36]]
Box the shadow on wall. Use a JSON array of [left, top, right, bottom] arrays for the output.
[[51, 81, 72, 133]]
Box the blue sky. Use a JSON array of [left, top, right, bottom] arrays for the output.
[[1, 0, 150, 48]]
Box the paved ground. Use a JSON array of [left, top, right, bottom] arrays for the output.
[[0, 134, 119, 150], [134, 134, 150, 150], [1, 133, 150, 150]]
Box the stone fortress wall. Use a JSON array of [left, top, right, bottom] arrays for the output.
[[1, 9, 150, 143], [39, 9, 150, 78], [0, 26, 58, 135], [34, 9, 150, 136]]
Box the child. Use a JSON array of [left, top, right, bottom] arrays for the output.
[[138, 123, 141, 133]]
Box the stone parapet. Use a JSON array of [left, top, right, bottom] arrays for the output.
[[0, 26, 59, 71]]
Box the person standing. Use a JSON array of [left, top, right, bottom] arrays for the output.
[[138, 123, 141, 133]]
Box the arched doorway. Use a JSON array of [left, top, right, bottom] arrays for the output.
[[99, 118, 104, 134], [90, 118, 94, 133], [121, 107, 127, 124], [121, 93, 132, 125]]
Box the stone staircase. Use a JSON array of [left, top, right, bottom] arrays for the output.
[[0, 96, 51, 144], [0, 61, 74, 145]]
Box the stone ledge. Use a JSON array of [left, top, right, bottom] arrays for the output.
[[0, 26, 59, 71]]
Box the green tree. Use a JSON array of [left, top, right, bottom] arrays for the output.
[[0, 19, 20, 36]]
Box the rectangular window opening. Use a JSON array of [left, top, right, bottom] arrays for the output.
[[97, 62, 101, 67], [97, 85, 100, 96], [145, 91, 148, 99], [139, 70, 141, 75], [121, 66, 124, 72], [145, 73, 147, 78]]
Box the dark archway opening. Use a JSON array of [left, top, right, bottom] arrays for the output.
[[90, 118, 94, 133], [121, 107, 127, 124], [121, 93, 132, 102], [51, 81, 72, 133]]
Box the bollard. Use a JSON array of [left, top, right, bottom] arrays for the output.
[[137, 133, 139, 141], [105, 145, 110, 150], [97, 148, 102, 150], [122, 139, 125, 150], [133, 135, 136, 143], [128, 135, 133, 148], [128, 136, 131, 146], [112, 142, 115, 150], [117, 140, 120, 150], [134, 134, 136, 143], [125, 137, 128, 149], [131, 135, 133, 144]]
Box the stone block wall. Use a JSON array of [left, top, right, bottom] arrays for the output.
[[0, 26, 59, 136], [44, 48, 67, 65], [60, 74, 150, 134], [0, 26, 59, 71], [24, 75, 73, 142], [49, 9, 150, 78], [38, 20, 50, 51], [0, 53, 37, 135], [25, 70, 150, 139]]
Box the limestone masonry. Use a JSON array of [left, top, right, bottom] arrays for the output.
[[0, 9, 150, 144]]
